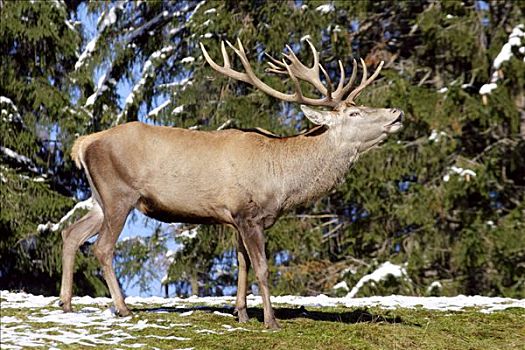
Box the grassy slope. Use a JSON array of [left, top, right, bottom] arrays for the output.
[[1, 301, 524, 349]]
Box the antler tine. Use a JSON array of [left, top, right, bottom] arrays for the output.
[[360, 58, 368, 85], [265, 61, 283, 74], [200, 41, 250, 84], [319, 64, 333, 99], [279, 40, 327, 95], [224, 38, 308, 102], [201, 39, 344, 108], [264, 53, 287, 74], [332, 59, 358, 106], [264, 40, 332, 98], [220, 41, 231, 68], [265, 52, 282, 65], [282, 59, 304, 100], [305, 39, 320, 71], [347, 59, 359, 90], [345, 60, 384, 105], [225, 39, 258, 80], [334, 60, 345, 94]]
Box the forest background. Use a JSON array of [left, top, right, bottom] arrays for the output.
[[1, 0, 524, 300]]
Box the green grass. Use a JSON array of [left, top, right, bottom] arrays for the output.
[[1, 303, 523, 349]]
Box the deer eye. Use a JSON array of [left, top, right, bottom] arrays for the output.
[[349, 112, 360, 117]]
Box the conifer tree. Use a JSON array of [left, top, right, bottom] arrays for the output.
[[1, 0, 523, 299], [0, 0, 105, 295]]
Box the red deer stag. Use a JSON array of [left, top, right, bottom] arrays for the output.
[[60, 39, 403, 329]]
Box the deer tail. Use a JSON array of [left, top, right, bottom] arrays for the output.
[[71, 132, 104, 169]]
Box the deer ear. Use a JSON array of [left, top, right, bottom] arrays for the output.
[[300, 105, 336, 126]]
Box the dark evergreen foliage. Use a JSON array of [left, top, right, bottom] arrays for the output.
[[1, 0, 523, 298]]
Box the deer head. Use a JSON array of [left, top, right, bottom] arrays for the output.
[[200, 39, 403, 152]]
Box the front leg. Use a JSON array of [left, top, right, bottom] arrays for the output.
[[235, 232, 250, 323], [237, 223, 280, 329]]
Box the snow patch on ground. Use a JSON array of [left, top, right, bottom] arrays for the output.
[[1, 290, 523, 349], [3, 290, 522, 313], [0, 291, 193, 349]]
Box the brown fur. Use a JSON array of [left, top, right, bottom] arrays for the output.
[[60, 107, 403, 329], [71, 131, 108, 169], [71, 135, 87, 169]]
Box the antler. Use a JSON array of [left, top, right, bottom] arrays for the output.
[[200, 39, 383, 109]]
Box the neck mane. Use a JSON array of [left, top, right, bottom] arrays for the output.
[[266, 129, 360, 211]]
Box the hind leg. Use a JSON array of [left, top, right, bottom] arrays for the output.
[[93, 204, 131, 316], [60, 200, 104, 312], [235, 232, 250, 323]]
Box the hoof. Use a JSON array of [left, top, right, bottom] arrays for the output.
[[265, 319, 281, 330], [237, 311, 250, 323], [115, 308, 132, 317], [61, 303, 72, 313], [234, 307, 249, 323], [58, 300, 64, 307]]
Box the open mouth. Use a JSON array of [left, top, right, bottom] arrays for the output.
[[389, 112, 404, 125], [384, 112, 404, 133]]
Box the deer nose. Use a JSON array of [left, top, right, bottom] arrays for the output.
[[391, 108, 403, 119]]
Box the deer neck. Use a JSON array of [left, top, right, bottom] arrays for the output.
[[274, 129, 360, 210]]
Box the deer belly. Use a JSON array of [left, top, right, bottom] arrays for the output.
[[135, 195, 230, 225]]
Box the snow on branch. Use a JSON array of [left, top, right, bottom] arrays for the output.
[[315, 3, 335, 14], [442, 166, 476, 182], [75, 2, 126, 71], [181, 56, 195, 64], [115, 46, 175, 125], [347, 262, 410, 298], [1, 96, 23, 126], [123, 7, 176, 44], [1, 146, 39, 173], [146, 99, 171, 119], [37, 197, 94, 233], [51, 0, 78, 33], [493, 24, 524, 69], [83, 1, 205, 113], [124, 1, 201, 43], [178, 227, 198, 239], [157, 77, 193, 93], [83, 66, 122, 110], [167, 1, 206, 37], [479, 24, 524, 99]]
